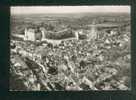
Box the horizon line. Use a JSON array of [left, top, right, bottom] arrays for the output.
[[11, 11, 130, 15], [11, 6, 130, 15]]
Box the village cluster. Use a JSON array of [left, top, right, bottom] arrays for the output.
[[10, 20, 130, 91]]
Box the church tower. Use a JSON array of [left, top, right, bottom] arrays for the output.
[[24, 28, 28, 40], [40, 27, 46, 41], [88, 19, 98, 40]]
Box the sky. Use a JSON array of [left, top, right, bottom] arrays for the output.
[[11, 6, 130, 14]]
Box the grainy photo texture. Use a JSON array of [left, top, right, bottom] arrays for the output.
[[10, 6, 131, 91]]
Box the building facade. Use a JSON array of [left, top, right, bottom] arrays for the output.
[[24, 27, 43, 41], [24, 28, 36, 41]]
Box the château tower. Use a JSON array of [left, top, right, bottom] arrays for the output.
[[88, 19, 98, 40]]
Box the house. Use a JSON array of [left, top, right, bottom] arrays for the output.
[[110, 29, 118, 36]]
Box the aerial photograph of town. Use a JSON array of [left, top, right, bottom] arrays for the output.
[[10, 6, 131, 91]]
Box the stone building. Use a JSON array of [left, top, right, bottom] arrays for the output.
[[24, 27, 42, 41], [88, 20, 98, 40]]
